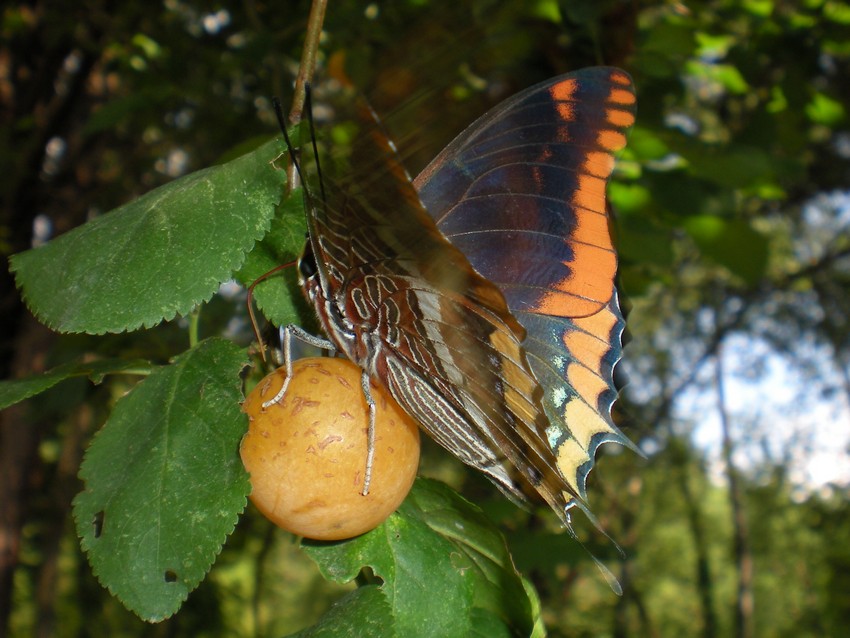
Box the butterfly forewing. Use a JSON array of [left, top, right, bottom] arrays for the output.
[[413, 67, 637, 505], [415, 68, 634, 316], [301, 94, 583, 519]]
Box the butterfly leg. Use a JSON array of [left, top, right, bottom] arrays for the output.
[[360, 371, 377, 496], [262, 325, 377, 497], [261, 324, 336, 409]]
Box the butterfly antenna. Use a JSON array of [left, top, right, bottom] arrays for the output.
[[256, 90, 325, 362], [271, 97, 306, 187], [273, 87, 328, 212], [302, 84, 328, 207]]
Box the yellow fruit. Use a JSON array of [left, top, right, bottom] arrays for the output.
[[240, 357, 420, 540]]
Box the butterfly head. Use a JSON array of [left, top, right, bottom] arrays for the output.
[[297, 236, 318, 285], [297, 233, 326, 310]]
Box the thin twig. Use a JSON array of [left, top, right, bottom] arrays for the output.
[[286, 0, 327, 190]]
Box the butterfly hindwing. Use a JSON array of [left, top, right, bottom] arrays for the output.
[[413, 67, 637, 504]]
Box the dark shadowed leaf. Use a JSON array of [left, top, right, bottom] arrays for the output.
[[299, 479, 534, 637], [234, 190, 308, 328], [687, 145, 773, 189], [287, 586, 392, 637], [72, 338, 250, 621], [0, 358, 153, 410], [685, 216, 769, 285]]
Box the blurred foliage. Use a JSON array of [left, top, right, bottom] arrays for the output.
[[2, 0, 850, 636]]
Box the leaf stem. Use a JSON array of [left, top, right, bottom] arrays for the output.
[[109, 367, 154, 377]]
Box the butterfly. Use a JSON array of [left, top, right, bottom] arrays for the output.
[[275, 66, 637, 533]]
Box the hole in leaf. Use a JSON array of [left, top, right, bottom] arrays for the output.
[[92, 511, 104, 538], [164, 569, 178, 583], [356, 566, 383, 587]]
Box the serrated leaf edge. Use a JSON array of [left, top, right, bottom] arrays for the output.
[[72, 339, 252, 622]]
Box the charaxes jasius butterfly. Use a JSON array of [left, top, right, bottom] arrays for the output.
[[271, 66, 637, 535]]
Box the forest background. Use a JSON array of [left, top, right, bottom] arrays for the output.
[[2, 0, 849, 636]]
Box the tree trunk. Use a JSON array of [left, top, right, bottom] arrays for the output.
[[716, 349, 754, 638], [0, 317, 55, 637], [678, 450, 719, 638]]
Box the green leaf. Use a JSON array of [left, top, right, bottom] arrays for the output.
[[806, 92, 846, 125], [287, 586, 393, 637], [684, 216, 769, 285], [72, 338, 251, 622], [634, 20, 697, 78], [685, 60, 749, 94], [235, 190, 308, 328], [10, 138, 287, 335], [694, 32, 736, 59], [0, 358, 152, 411], [626, 127, 672, 162], [743, 0, 774, 17], [131, 33, 162, 59], [527, 0, 561, 23], [642, 171, 730, 219], [83, 87, 177, 135], [609, 182, 652, 215], [641, 19, 697, 58], [687, 145, 773, 189], [617, 217, 674, 269], [824, 0, 850, 24], [300, 478, 534, 637], [766, 84, 788, 114]]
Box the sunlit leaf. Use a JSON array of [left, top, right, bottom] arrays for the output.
[[743, 0, 774, 17], [10, 138, 287, 335], [694, 32, 736, 59], [528, 0, 561, 23], [806, 92, 846, 125], [824, 1, 850, 24], [609, 182, 652, 214], [132, 33, 162, 59], [627, 127, 672, 161], [767, 85, 788, 113], [685, 61, 749, 94]]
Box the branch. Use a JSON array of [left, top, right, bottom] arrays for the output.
[[284, 0, 327, 191]]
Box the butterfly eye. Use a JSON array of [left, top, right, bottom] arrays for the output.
[[298, 250, 318, 280]]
